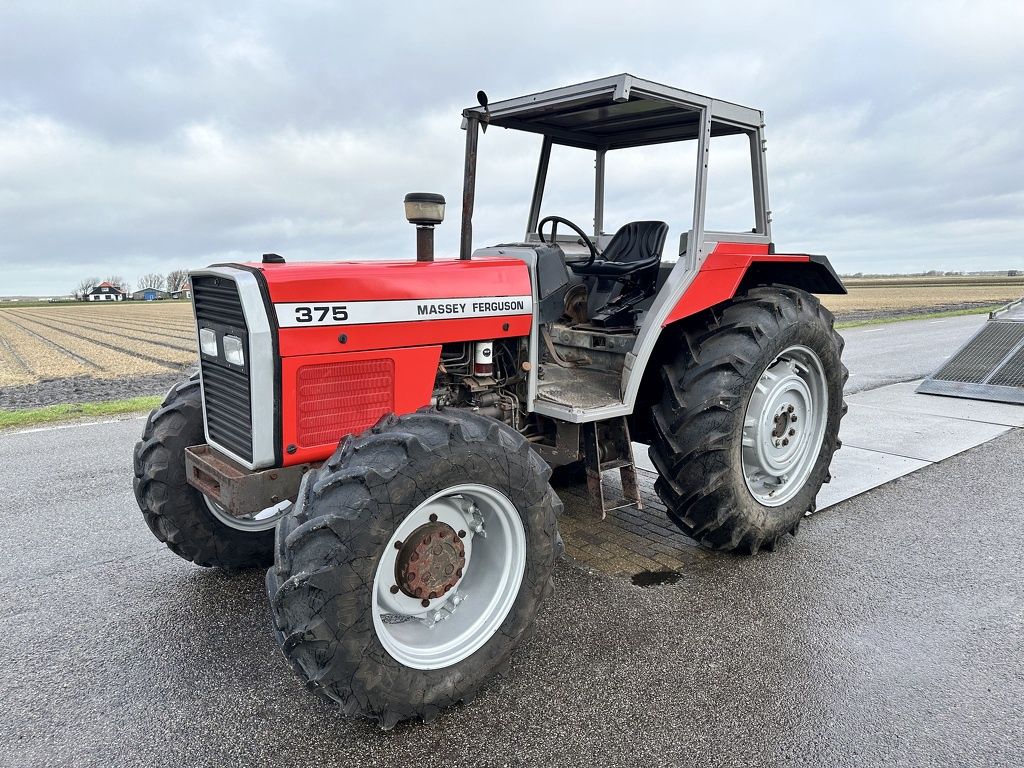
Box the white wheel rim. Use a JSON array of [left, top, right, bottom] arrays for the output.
[[371, 483, 527, 670], [204, 496, 290, 532], [741, 345, 829, 507]]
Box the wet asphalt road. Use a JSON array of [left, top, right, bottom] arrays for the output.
[[1, 412, 1022, 767], [840, 313, 986, 393]]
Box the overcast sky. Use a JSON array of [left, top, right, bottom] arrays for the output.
[[2, 1, 1023, 295]]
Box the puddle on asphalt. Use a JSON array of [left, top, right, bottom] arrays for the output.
[[630, 569, 684, 587]]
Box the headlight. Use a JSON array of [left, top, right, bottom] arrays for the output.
[[199, 327, 218, 357], [223, 334, 245, 366]]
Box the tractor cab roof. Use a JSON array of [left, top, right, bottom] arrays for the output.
[[462, 73, 763, 150]]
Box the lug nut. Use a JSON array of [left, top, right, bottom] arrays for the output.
[[394, 541, 403, 549], [390, 585, 400, 594], [458, 529, 466, 538], [789, 428, 796, 436], [787, 405, 795, 413], [421, 599, 430, 608], [782, 438, 790, 446], [791, 415, 798, 422]]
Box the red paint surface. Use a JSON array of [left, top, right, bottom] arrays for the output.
[[250, 256, 532, 304], [661, 243, 811, 326], [281, 346, 440, 466]]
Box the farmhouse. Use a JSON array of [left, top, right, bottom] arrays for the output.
[[86, 282, 126, 301], [170, 279, 192, 300], [130, 287, 171, 301]]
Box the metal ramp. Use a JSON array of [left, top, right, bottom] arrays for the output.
[[917, 298, 1024, 404]]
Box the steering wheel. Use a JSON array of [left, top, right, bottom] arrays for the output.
[[537, 215, 599, 267]]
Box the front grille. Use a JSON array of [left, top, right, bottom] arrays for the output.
[[193, 277, 247, 327], [192, 275, 254, 463], [296, 359, 394, 448]]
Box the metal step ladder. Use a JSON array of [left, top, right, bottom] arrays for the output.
[[581, 417, 643, 518]]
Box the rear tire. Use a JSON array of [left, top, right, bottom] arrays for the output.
[[267, 407, 561, 728], [133, 377, 275, 569], [649, 286, 847, 553]]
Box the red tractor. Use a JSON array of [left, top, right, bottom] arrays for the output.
[[134, 75, 846, 728]]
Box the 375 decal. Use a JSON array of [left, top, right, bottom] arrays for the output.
[[293, 305, 349, 324]]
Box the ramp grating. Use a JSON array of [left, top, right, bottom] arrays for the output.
[[917, 299, 1024, 404], [929, 323, 1024, 383], [987, 345, 1024, 387]]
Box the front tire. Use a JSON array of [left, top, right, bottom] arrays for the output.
[[133, 377, 275, 568], [267, 408, 561, 728], [649, 286, 847, 553]]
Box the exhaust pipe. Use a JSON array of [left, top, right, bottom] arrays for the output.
[[404, 192, 446, 262]]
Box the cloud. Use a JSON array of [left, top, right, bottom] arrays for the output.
[[1, 0, 1023, 294]]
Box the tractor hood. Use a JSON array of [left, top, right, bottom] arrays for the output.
[[235, 256, 534, 356]]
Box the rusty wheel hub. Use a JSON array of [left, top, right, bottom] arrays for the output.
[[395, 521, 466, 600]]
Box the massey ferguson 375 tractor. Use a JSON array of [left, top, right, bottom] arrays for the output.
[[133, 75, 847, 727]]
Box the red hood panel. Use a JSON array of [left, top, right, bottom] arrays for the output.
[[246, 256, 532, 304]]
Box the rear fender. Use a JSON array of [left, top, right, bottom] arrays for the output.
[[661, 246, 845, 328]]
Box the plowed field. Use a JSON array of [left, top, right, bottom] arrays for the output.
[[0, 302, 196, 388]]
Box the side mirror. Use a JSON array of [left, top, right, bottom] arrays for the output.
[[477, 90, 490, 133]]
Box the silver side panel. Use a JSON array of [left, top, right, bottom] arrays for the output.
[[190, 266, 276, 471], [471, 246, 541, 409]]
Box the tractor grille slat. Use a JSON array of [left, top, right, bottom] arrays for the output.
[[192, 275, 254, 463], [193, 280, 248, 328], [296, 359, 395, 448]]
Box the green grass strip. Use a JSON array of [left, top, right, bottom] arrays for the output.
[[835, 305, 1003, 329], [0, 395, 162, 430]]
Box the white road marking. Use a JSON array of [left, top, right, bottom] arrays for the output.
[[5, 415, 147, 436]]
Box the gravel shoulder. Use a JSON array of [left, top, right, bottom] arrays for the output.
[[828, 301, 998, 325], [0, 365, 195, 409]]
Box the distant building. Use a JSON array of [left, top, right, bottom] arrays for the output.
[[170, 279, 192, 300], [86, 282, 126, 301], [130, 287, 171, 301]]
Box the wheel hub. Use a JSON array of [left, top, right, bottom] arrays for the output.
[[372, 483, 527, 670], [396, 522, 466, 600], [741, 345, 829, 507]]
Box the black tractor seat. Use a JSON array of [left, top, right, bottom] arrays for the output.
[[570, 220, 669, 284], [571, 220, 669, 329]]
